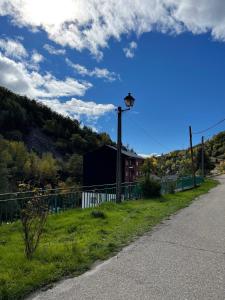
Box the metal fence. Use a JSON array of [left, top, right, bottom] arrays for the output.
[[0, 176, 203, 224], [161, 175, 204, 194], [0, 182, 142, 224], [83, 182, 142, 208], [0, 189, 79, 224]]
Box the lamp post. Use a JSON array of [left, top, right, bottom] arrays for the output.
[[116, 93, 135, 203]]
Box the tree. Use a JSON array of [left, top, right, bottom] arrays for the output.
[[24, 151, 40, 183], [140, 158, 161, 198], [141, 157, 157, 180], [196, 147, 214, 175], [178, 158, 192, 176], [38, 153, 58, 186], [70, 134, 87, 152], [0, 159, 9, 193], [66, 154, 83, 184], [7, 141, 28, 182], [99, 132, 112, 145]]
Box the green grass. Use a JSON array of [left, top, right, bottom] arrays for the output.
[[0, 179, 218, 299]]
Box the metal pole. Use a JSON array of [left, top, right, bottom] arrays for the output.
[[201, 136, 204, 178], [116, 107, 122, 202], [189, 126, 196, 187]]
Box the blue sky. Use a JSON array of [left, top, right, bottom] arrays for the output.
[[0, 1, 225, 156]]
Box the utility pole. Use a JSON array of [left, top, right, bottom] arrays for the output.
[[116, 107, 122, 202], [189, 126, 196, 187], [201, 136, 204, 178]]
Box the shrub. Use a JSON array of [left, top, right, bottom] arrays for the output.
[[140, 177, 161, 198], [67, 224, 78, 234], [19, 187, 49, 259], [219, 161, 225, 173], [91, 210, 106, 219], [167, 180, 176, 194]]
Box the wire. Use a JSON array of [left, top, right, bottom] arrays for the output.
[[127, 114, 171, 152], [127, 113, 191, 153], [193, 117, 225, 135]]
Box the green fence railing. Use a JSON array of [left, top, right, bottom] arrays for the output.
[[161, 175, 204, 194], [0, 182, 142, 224], [0, 176, 204, 224]]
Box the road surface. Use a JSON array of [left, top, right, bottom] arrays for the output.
[[29, 176, 225, 300]]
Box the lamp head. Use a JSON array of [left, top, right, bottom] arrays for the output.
[[124, 92, 135, 108]]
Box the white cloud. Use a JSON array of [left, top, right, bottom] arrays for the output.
[[0, 37, 28, 59], [1, 1, 225, 58], [43, 44, 66, 55], [66, 58, 120, 81], [0, 38, 44, 70], [31, 50, 44, 64], [123, 41, 137, 58], [40, 98, 115, 121], [138, 153, 159, 158], [0, 52, 92, 99], [0, 51, 115, 125], [29, 50, 44, 70]]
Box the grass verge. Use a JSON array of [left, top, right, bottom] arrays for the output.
[[0, 179, 218, 299]]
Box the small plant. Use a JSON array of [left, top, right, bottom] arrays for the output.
[[67, 224, 78, 234], [140, 177, 161, 198], [91, 210, 106, 219], [167, 181, 176, 194], [219, 161, 225, 173], [20, 189, 48, 259]]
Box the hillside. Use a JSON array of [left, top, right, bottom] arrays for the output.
[[0, 86, 115, 192], [0, 86, 114, 157], [155, 131, 225, 177]]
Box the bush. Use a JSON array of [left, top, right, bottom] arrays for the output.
[[140, 177, 161, 198], [19, 186, 49, 259], [219, 161, 225, 173], [167, 181, 176, 194], [91, 210, 106, 219]]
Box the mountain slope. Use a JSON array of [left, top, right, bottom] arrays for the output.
[[0, 86, 114, 157], [0, 86, 114, 192], [155, 131, 225, 176]]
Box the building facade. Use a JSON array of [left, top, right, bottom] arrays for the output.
[[83, 145, 144, 186]]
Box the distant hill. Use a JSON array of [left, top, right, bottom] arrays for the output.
[[204, 131, 225, 159], [156, 131, 225, 176], [0, 86, 114, 158], [0, 86, 115, 192]]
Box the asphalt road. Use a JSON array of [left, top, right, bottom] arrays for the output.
[[29, 176, 225, 300]]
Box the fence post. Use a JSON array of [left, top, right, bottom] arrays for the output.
[[54, 195, 57, 213]]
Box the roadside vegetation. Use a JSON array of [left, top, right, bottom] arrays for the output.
[[0, 179, 218, 300]]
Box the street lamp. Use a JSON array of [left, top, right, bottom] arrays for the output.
[[116, 93, 135, 203], [124, 92, 135, 107]]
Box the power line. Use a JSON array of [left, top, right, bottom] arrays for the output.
[[127, 113, 191, 153], [127, 114, 171, 152], [193, 117, 225, 135]]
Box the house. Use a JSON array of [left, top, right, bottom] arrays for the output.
[[83, 145, 144, 186]]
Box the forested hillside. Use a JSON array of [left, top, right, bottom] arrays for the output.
[[0, 86, 114, 156], [0, 86, 114, 192], [153, 131, 225, 177]]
